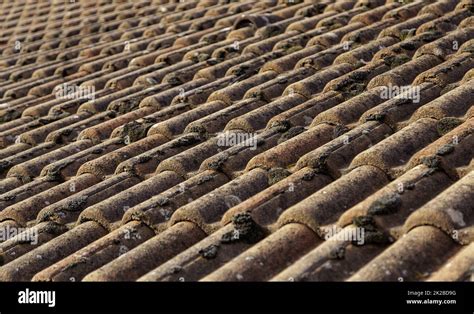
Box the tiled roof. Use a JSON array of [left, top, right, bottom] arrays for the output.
[[0, 0, 472, 282]]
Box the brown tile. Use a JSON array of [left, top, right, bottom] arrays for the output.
[[77, 86, 142, 113], [348, 226, 458, 281], [138, 79, 210, 110], [17, 112, 92, 145], [77, 171, 183, 231], [286, 63, 354, 98], [350, 118, 440, 178], [459, 16, 474, 28], [0, 220, 67, 263], [0, 95, 49, 122], [286, 11, 336, 33], [314, 87, 386, 126], [350, 2, 400, 25], [373, 31, 444, 60], [7, 140, 93, 182], [295, 44, 351, 71], [368, 54, 442, 89], [74, 134, 167, 179], [110, 103, 192, 140], [208, 71, 278, 105], [128, 224, 241, 281], [163, 59, 218, 86], [0, 116, 34, 133], [155, 137, 223, 178], [333, 36, 399, 65], [419, 0, 459, 16], [243, 33, 296, 56], [40, 139, 123, 180], [202, 223, 319, 281], [261, 45, 324, 74], [123, 170, 229, 232], [200, 129, 282, 176], [170, 168, 269, 234], [378, 13, 438, 40], [277, 165, 389, 235], [32, 221, 155, 282], [0, 142, 31, 160], [0, 221, 107, 281], [272, 226, 387, 281], [316, 7, 366, 29], [42, 90, 108, 117], [0, 174, 99, 227], [403, 169, 474, 245], [45, 111, 118, 144], [133, 61, 192, 87], [225, 95, 306, 132], [420, 53, 474, 87], [428, 243, 474, 281], [382, 1, 425, 21], [273, 29, 324, 52], [222, 167, 333, 228], [0, 177, 59, 216], [343, 19, 397, 44], [115, 133, 204, 177], [0, 177, 22, 195], [0, 117, 58, 148], [0, 0, 472, 283], [88, 221, 207, 281], [295, 121, 393, 178], [170, 77, 235, 106], [360, 83, 443, 130], [407, 118, 474, 179], [414, 27, 474, 61], [267, 91, 344, 128], [105, 63, 166, 90], [338, 164, 454, 240], [245, 68, 316, 101], [416, 9, 472, 34], [77, 107, 155, 143], [37, 172, 140, 226], [185, 98, 267, 135], [246, 123, 335, 170], [195, 54, 255, 80]]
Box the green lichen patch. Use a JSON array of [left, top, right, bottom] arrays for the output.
[[436, 143, 455, 156], [383, 54, 411, 69], [367, 193, 401, 216], [198, 244, 219, 259], [328, 246, 345, 260], [268, 167, 291, 185], [365, 112, 386, 122], [121, 121, 154, 142], [170, 135, 201, 148], [436, 117, 463, 136], [65, 195, 89, 212], [278, 126, 305, 144], [221, 213, 265, 245]]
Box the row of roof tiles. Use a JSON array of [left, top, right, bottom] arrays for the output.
[[0, 0, 472, 282]]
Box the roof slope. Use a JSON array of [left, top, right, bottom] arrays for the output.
[[0, 0, 473, 282]]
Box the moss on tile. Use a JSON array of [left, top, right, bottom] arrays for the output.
[[367, 193, 401, 216], [198, 244, 219, 259], [268, 167, 291, 185], [221, 212, 265, 244], [436, 117, 463, 136]]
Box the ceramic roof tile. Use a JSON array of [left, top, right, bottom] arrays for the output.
[[0, 0, 472, 283]]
